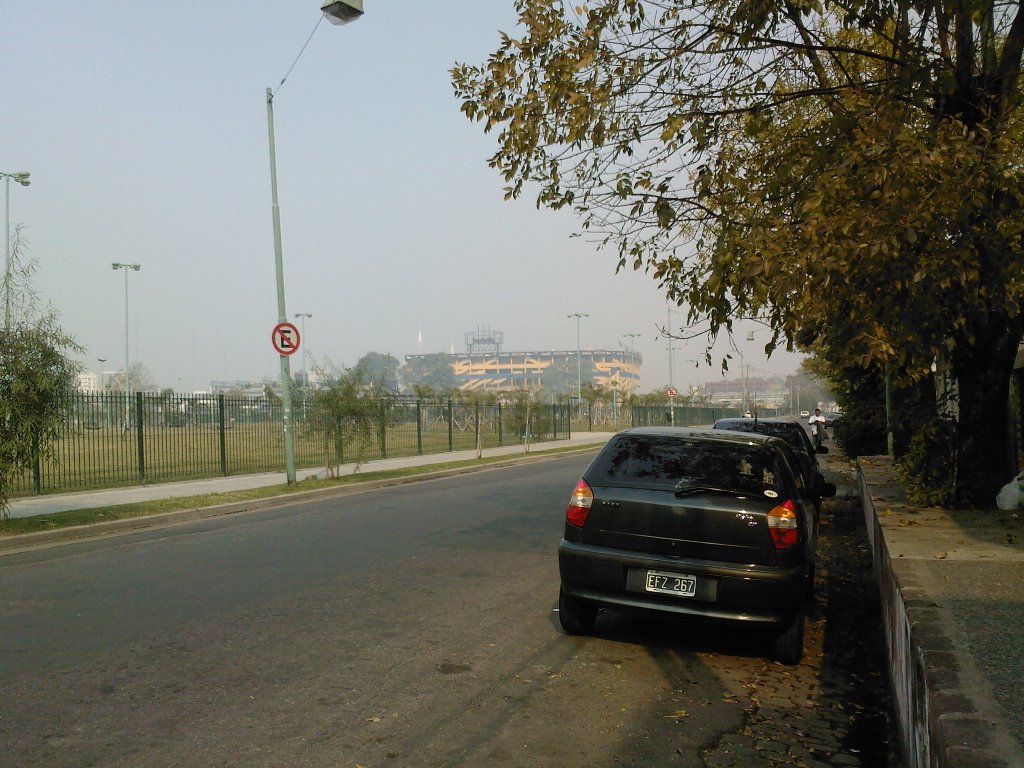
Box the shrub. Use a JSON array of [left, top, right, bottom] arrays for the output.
[[897, 417, 958, 506]]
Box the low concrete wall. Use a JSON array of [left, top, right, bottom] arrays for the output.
[[857, 456, 1019, 768], [860, 476, 932, 768]]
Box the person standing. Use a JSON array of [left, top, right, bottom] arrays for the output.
[[808, 408, 827, 449]]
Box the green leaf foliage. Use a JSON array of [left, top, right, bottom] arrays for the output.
[[1, 232, 82, 514], [402, 353, 458, 393], [0, 322, 81, 514], [453, 0, 1024, 503]]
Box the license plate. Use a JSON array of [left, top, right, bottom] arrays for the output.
[[645, 570, 696, 598]]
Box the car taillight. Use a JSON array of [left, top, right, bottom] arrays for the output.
[[566, 480, 594, 527], [766, 499, 799, 549]]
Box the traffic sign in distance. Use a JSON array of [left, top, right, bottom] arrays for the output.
[[667, 387, 678, 398], [272, 321, 301, 356]]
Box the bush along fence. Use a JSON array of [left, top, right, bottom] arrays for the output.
[[9, 391, 576, 497], [10, 392, 771, 498]]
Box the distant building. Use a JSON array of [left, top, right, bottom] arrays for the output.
[[446, 349, 642, 393], [404, 325, 641, 394], [210, 380, 267, 399], [76, 371, 100, 391], [701, 376, 788, 408], [295, 367, 325, 389]]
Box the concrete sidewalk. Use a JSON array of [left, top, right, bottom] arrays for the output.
[[856, 456, 1024, 768], [4, 432, 616, 520]]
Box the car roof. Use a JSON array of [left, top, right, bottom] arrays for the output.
[[715, 417, 801, 425], [712, 418, 815, 454], [616, 426, 784, 447], [714, 418, 807, 435]]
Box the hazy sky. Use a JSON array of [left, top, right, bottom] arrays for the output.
[[4, 1, 805, 393]]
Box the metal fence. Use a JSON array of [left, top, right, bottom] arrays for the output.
[[9, 392, 781, 498], [9, 392, 573, 498], [627, 404, 769, 427]]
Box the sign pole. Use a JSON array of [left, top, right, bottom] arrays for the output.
[[267, 87, 297, 485]]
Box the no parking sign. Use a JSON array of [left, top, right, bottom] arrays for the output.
[[271, 322, 300, 356]]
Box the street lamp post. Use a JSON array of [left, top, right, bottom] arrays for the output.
[[743, 330, 754, 414], [621, 332, 641, 417], [666, 304, 677, 426], [97, 357, 108, 428], [265, 86, 299, 484], [2, 170, 30, 329], [567, 313, 589, 408], [268, 1, 364, 485], [614, 329, 638, 417], [112, 262, 141, 431], [294, 312, 312, 385]]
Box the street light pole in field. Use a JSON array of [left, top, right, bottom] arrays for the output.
[[294, 312, 312, 385], [2, 170, 30, 329], [112, 262, 141, 430], [567, 313, 589, 407]]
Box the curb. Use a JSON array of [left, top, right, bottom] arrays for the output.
[[0, 446, 600, 555]]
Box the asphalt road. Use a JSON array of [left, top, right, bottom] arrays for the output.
[[0, 453, 896, 768]]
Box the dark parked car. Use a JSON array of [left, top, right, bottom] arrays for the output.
[[558, 427, 832, 664], [712, 417, 834, 513]]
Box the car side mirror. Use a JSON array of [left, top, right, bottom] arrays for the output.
[[816, 446, 829, 455]]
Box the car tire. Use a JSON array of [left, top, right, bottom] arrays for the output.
[[771, 601, 806, 665], [558, 587, 597, 635]]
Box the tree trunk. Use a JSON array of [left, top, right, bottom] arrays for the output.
[[952, 317, 1022, 505]]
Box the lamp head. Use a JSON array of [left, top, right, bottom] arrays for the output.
[[321, 0, 363, 25], [2, 171, 30, 186]]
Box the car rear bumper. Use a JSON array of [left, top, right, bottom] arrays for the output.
[[558, 539, 807, 626]]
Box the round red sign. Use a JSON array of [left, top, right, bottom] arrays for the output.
[[271, 321, 301, 356]]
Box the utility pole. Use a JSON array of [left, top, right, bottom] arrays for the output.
[[112, 262, 141, 430], [567, 313, 589, 410], [2, 171, 30, 329], [666, 304, 675, 426]]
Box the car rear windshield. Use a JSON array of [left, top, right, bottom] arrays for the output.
[[591, 435, 790, 497]]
